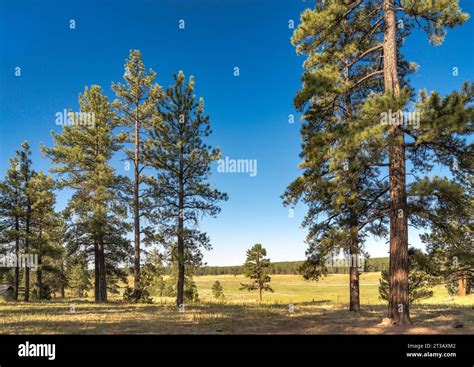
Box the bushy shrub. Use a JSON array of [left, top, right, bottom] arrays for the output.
[[379, 248, 439, 303], [122, 287, 153, 304], [160, 276, 199, 302], [32, 283, 53, 300]]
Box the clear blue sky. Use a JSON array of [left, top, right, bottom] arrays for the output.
[[1, 0, 473, 265]]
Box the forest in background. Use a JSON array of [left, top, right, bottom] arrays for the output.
[[194, 257, 390, 276]]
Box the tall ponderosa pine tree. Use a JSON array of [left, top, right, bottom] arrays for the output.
[[240, 244, 273, 303], [0, 143, 62, 301], [43, 85, 131, 303], [28, 171, 62, 299], [370, 0, 468, 324], [112, 50, 163, 292], [18, 141, 35, 301], [290, 0, 471, 324], [422, 163, 473, 296], [145, 71, 227, 307], [0, 155, 23, 300], [285, 0, 397, 312]]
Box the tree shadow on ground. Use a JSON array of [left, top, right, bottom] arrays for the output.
[[0, 300, 472, 335]]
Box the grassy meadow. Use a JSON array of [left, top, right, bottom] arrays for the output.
[[1, 272, 473, 334], [194, 273, 474, 306]]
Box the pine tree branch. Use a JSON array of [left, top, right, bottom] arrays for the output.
[[348, 44, 383, 68], [350, 70, 384, 90], [358, 208, 391, 231]]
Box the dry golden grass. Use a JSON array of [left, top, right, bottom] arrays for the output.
[[0, 273, 472, 334], [0, 300, 472, 334]]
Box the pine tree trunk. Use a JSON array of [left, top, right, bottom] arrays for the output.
[[37, 268, 42, 299], [23, 155, 32, 302], [37, 258, 42, 299], [348, 182, 360, 312], [349, 223, 360, 312], [345, 61, 360, 313], [99, 238, 107, 302], [176, 232, 185, 307], [383, 0, 411, 325], [133, 115, 141, 291], [24, 261, 30, 301], [60, 260, 65, 298], [176, 170, 185, 307], [24, 210, 31, 302], [349, 265, 360, 311], [176, 118, 186, 308], [94, 240, 100, 302], [14, 217, 19, 301], [458, 272, 467, 297], [36, 228, 43, 299]]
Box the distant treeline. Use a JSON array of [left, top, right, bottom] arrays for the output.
[[194, 257, 389, 276]]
